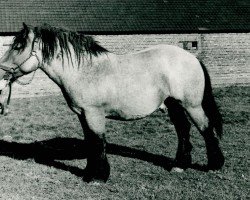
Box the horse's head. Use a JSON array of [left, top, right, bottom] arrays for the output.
[[0, 23, 109, 91], [0, 23, 42, 90]]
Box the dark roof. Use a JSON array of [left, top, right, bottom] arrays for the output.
[[0, 0, 249, 34]]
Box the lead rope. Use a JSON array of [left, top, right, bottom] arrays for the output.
[[1, 65, 36, 115], [15, 70, 36, 85], [6, 82, 12, 107]]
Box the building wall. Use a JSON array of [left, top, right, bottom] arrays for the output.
[[200, 33, 249, 86], [0, 33, 249, 98]]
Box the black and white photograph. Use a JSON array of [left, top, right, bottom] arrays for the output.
[[0, 0, 249, 199]]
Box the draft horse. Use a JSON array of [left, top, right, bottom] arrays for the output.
[[0, 23, 224, 182]]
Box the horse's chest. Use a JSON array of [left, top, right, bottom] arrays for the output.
[[61, 80, 101, 114], [61, 86, 84, 114]]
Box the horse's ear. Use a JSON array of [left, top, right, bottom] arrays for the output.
[[23, 22, 29, 30]]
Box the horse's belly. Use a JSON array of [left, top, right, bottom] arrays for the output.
[[105, 87, 165, 120], [106, 105, 154, 120], [106, 109, 149, 120]]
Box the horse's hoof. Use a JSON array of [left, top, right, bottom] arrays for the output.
[[174, 154, 192, 170], [207, 150, 225, 170], [171, 167, 184, 173], [82, 158, 110, 183], [90, 181, 102, 186], [82, 171, 109, 183], [207, 157, 225, 170], [82, 173, 95, 183]]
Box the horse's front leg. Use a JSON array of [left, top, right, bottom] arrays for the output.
[[78, 108, 110, 183]]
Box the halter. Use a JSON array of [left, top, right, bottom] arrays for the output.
[[17, 51, 41, 70], [14, 51, 40, 85], [0, 50, 41, 114], [0, 50, 41, 85]]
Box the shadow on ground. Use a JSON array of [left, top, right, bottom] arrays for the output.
[[0, 138, 208, 178]]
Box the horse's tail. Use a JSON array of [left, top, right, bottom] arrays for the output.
[[200, 61, 223, 139]]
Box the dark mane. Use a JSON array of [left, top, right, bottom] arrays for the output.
[[11, 26, 29, 53], [12, 24, 109, 63]]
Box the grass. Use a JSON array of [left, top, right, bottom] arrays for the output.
[[0, 86, 249, 200]]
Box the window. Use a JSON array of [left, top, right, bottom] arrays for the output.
[[180, 41, 198, 50]]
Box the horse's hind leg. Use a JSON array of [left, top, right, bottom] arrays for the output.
[[185, 106, 224, 170], [164, 97, 192, 170]]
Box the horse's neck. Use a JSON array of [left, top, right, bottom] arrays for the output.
[[81, 53, 114, 76], [40, 64, 63, 87], [40, 53, 114, 88]]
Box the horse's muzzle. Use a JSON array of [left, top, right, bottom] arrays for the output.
[[0, 64, 12, 72]]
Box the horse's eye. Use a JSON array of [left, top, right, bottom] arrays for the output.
[[13, 44, 22, 50], [11, 43, 24, 52]]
